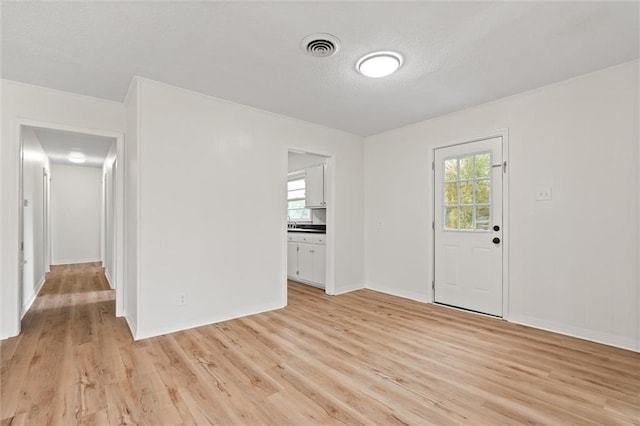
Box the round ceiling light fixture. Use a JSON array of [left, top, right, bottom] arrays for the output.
[[357, 51, 403, 78], [68, 152, 86, 164]]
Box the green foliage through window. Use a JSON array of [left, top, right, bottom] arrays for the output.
[[444, 152, 491, 231]]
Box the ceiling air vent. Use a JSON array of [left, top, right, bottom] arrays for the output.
[[301, 33, 341, 58]]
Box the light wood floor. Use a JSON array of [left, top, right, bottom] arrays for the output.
[[1, 263, 638, 425]]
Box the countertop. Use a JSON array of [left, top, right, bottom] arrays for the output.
[[287, 228, 326, 234]]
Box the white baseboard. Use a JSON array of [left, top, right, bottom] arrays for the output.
[[288, 276, 325, 290], [133, 300, 286, 341], [507, 313, 638, 353], [125, 314, 137, 340], [365, 282, 430, 303], [334, 282, 364, 296], [365, 283, 637, 352], [52, 257, 101, 265], [104, 269, 114, 289], [21, 274, 46, 319]]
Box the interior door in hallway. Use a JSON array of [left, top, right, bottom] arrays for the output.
[[434, 137, 504, 316]]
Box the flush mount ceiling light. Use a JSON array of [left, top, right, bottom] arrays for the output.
[[68, 152, 85, 164], [357, 51, 403, 78]]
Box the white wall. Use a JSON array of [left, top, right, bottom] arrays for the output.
[[1, 79, 125, 338], [124, 83, 139, 334], [50, 165, 102, 264], [21, 127, 50, 316], [128, 77, 364, 339], [364, 60, 639, 351]]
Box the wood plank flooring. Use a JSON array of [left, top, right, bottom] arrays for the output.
[[1, 263, 639, 425]]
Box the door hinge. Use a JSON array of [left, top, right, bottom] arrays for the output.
[[432, 280, 435, 291], [297, 246, 299, 252], [432, 161, 435, 171], [432, 221, 435, 230], [503, 161, 507, 173]]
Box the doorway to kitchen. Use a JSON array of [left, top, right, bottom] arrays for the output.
[[286, 149, 335, 296]]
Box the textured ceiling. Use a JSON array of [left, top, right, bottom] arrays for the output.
[[32, 127, 115, 167], [3, 2, 638, 136]]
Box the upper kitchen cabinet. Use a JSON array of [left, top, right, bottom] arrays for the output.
[[305, 164, 326, 208]]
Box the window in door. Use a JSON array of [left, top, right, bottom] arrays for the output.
[[288, 173, 311, 222], [443, 151, 492, 231]]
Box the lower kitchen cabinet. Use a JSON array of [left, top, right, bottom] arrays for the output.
[[287, 233, 326, 289], [287, 240, 298, 278]]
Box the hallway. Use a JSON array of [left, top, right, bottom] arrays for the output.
[[1, 263, 122, 423]]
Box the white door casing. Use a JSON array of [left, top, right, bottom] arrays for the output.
[[434, 136, 504, 316]]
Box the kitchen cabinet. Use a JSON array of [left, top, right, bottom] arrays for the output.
[[287, 236, 298, 278], [305, 164, 326, 208], [287, 233, 326, 289]]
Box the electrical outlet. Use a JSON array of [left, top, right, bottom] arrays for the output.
[[536, 187, 552, 201], [178, 293, 187, 306]]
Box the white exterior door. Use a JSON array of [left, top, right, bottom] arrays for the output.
[[434, 137, 504, 316]]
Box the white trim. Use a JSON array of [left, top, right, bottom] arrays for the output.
[[105, 268, 115, 290], [136, 81, 143, 329], [333, 282, 365, 295], [21, 274, 46, 319], [500, 129, 510, 320], [366, 283, 430, 303], [431, 128, 510, 317], [134, 300, 286, 341], [288, 277, 325, 290], [51, 258, 102, 265], [509, 313, 639, 353], [125, 314, 138, 341]]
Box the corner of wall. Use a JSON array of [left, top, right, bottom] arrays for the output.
[[333, 282, 365, 296], [133, 299, 286, 341], [509, 313, 639, 353], [365, 282, 431, 304], [125, 314, 138, 341]]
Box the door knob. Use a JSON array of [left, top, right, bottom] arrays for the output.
[[492, 237, 501, 244], [493, 225, 500, 231]]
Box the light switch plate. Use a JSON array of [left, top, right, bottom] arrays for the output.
[[536, 188, 552, 201]]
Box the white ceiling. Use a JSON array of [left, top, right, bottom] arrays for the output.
[[31, 127, 115, 168], [3, 2, 638, 136]]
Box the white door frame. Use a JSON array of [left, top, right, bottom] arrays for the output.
[[285, 147, 336, 298], [4, 118, 125, 339], [431, 129, 510, 319], [43, 167, 51, 273]]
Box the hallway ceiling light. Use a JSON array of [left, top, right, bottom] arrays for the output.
[[68, 152, 85, 164], [357, 51, 403, 78]]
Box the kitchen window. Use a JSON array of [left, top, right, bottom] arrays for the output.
[[288, 172, 311, 222]]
